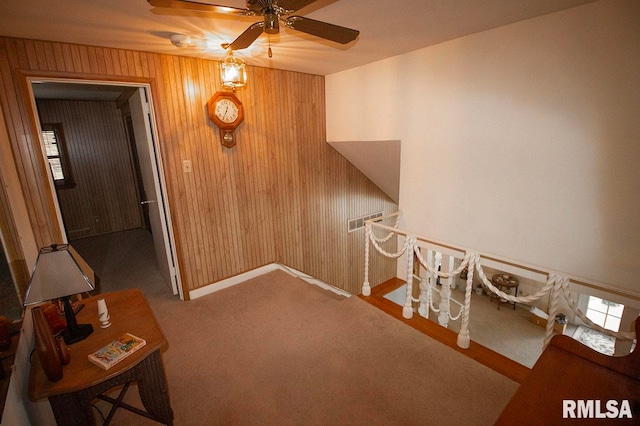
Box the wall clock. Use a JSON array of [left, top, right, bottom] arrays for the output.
[[207, 91, 244, 148]]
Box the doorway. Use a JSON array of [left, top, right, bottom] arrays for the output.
[[28, 79, 183, 299]]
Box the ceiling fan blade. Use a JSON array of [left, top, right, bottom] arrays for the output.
[[285, 17, 359, 44], [277, 0, 319, 13], [147, 0, 249, 15], [227, 22, 265, 50]]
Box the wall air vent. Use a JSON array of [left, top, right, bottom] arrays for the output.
[[348, 211, 383, 233]]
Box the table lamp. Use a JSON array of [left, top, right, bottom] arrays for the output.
[[24, 244, 95, 344]]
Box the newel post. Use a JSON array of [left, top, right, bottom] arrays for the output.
[[457, 253, 476, 349], [362, 223, 372, 296]]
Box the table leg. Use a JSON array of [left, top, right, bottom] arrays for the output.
[[49, 391, 96, 426], [48, 351, 173, 426], [136, 351, 174, 425]]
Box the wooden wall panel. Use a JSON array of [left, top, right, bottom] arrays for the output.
[[0, 167, 29, 301], [0, 39, 62, 246], [36, 99, 143, 238], [0, 36, 397, 297]]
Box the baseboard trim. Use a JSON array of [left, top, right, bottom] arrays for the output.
[[276, 264, 352, 298], [188, 263, 351, 300], [189, 264, 281, 300]]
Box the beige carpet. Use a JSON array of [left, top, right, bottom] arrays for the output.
[[385, 283, 559, 368], [74, 230, 519, 425]]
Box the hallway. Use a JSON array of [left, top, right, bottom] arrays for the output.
[[70, 228, 171, 299]]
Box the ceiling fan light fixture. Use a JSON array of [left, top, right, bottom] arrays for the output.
[[220, 51, 247, 90], [149, 0, 360, 57], [264, 12, 279, 35]]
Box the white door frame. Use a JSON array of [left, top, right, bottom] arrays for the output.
[[24, 77, 184, 300]]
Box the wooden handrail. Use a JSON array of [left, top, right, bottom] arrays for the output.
[[367, 211, 640, 303]]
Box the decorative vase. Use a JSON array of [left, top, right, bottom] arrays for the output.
[[32, 306, 63, 382], [97, 298, 111, 328]]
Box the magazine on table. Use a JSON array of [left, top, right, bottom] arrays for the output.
[[88, 333, 146, 370]]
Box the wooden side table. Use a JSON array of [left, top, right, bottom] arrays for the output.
[[490, 274, 519, 310], [28, 289, 173, 425]]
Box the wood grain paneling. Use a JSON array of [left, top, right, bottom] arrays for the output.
[[0, 36, 397, 297], [0, 166, 29, 301], [36, 99, 143, 238]]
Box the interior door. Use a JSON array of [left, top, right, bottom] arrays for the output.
[[128, 88, 178, 295]]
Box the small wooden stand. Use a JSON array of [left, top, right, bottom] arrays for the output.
[[28, 289, 173, 425]]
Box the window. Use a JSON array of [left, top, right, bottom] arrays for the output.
[[586, 296, 624, 332], [41, 123, 74, 188]]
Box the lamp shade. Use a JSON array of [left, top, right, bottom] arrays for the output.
[[220, 51, 247, 89], [24, 245, 95, 306]]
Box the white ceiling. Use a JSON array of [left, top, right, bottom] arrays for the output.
[[0, 0, 597, 76]]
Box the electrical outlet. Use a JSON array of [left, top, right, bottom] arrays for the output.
[[183, 160, 193, 173]]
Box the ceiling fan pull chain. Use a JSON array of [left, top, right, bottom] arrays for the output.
[[268, 34, 273, 58]]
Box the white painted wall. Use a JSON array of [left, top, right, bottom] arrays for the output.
[[326, 0, 640, 294]]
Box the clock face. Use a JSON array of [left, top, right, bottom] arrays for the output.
[[214, 98, 239, 124], [207, 92, 244, 133]]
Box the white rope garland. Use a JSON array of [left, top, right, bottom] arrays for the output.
[[457, 252, 476, 349], [414, 247, 472, 279], [368, 214, 401, 243], [362, 214, 638, 350], [476, 262, 636, 342], [543, 275, 564, 347], [367, 226, 410, 259], [410, 247, 467, 322], [475, 258, 557, 304], [362, 217, 407, 295], [362, 223, 372, 296]]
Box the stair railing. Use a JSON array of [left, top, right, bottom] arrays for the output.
[[362, 211, 637, 350]]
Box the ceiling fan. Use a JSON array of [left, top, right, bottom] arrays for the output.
[[147, 0, 360, 52]]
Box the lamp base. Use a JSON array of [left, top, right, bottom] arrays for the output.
[[62, 323, 93, 345]]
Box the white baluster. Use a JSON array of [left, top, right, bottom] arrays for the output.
[[403, 236, 415, 319], [426, 250, 434, 287], [418, 274, 429, 318], [438, 254, 454, 327]]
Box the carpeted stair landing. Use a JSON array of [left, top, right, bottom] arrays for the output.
[[95, 269, 518, 425]]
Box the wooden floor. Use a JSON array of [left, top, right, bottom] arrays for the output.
[[359, 278, 530, 384]]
